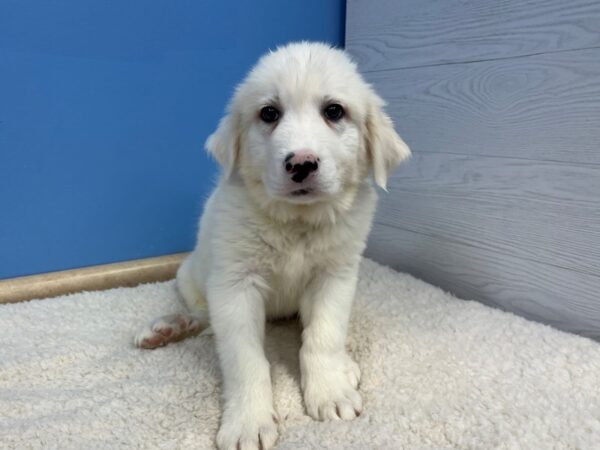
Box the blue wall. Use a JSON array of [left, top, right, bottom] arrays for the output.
[[0, 1, 345, 279]]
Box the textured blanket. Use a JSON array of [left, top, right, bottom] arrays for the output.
[[1, 259, 599, 449]]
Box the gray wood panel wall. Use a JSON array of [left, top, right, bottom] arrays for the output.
[[346, 0, 600, 339]]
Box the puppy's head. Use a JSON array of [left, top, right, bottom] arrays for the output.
[[206, 42, 410, 207]]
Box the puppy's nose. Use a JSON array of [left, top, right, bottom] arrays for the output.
[[284, 150, 319, 183]]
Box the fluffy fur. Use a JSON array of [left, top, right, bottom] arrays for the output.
[[135, 42, 410, 450]]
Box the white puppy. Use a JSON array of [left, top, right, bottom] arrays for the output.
[[135, 42, 410, 450]]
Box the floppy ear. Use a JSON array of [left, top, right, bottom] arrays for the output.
[[205, 113, 240, 178], [365, 96, 411, 191]]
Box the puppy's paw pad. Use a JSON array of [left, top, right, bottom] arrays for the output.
[[134, 314, 206, 349], [134, 325, 166, 349]]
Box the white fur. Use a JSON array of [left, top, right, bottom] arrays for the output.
[[136, 42, 410, 450]]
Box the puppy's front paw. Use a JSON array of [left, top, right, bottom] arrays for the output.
[[301, 352, 363, 421], [217, 405, 279, 450]]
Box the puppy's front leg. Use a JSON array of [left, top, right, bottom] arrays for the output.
[[299, 265, 363, 421], [209, 277, 278, 450]]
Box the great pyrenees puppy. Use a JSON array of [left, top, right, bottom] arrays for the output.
[[135, 42, 410, 450]]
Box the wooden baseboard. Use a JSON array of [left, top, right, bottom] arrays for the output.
[[0, 253, 189, 304]]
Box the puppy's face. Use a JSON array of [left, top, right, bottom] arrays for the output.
[[207, 43, 410, 206]]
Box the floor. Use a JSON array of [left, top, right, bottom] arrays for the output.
[[1, 259, 599, 449]]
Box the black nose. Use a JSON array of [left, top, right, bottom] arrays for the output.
[[286, 160, 319, 183], [284, 152, 319, 183]]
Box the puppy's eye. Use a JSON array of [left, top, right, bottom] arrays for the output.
[[260, 106, 280, 123], [323, 104, 344, 122]]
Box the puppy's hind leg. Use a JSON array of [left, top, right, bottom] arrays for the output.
[[176, 254, 209, 312], [134, 312, 209, 349], [134, 254, 210, 349]]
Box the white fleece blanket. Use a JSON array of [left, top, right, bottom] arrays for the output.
[[1, 259, 599, 449]]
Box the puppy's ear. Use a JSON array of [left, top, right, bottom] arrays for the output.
[[205, 113, 240, 178], [365, 94, 411, 191]]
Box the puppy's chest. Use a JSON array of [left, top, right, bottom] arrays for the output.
[[260, 226, 341, 296], [273, 231, 330, 278]]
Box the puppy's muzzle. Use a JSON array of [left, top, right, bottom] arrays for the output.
[[285, 150, 319, 183]]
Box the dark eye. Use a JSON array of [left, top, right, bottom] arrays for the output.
[[324, 103, 344, 122], [260, 106, 280, 123]]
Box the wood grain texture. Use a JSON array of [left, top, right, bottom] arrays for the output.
[[380, 153, 600, 276], [367, 222, 600, 340], [364, 48, 600, 164], [348, 0, 600, 338], [0, 253, 187, 304], [346, 0, 600, 72]]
